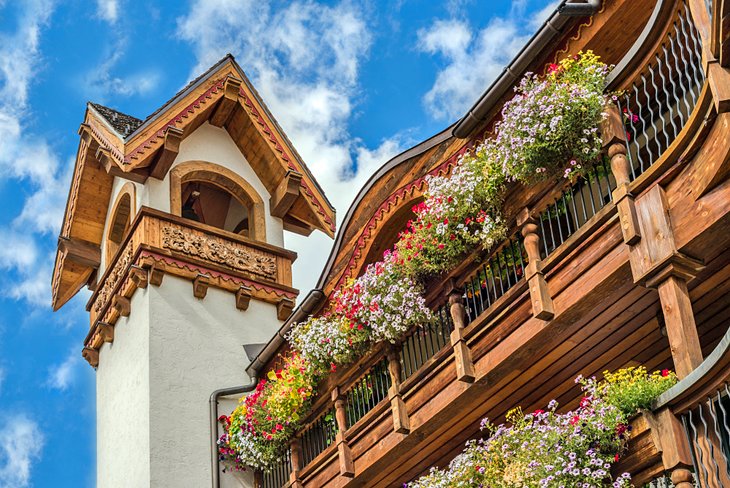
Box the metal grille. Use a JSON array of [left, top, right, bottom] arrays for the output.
[[681, 384, 730, 487], [645, 474, 699, 487], [462, 234, 527, 323], [399, 304, 453, 380], [261, 450, 291, 488], [300, 408, 338, 466], [537, 160, 616, 260], [345, 359, 391, 428], [617, 1, 705, 180]]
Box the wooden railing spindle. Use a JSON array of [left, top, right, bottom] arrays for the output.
[[331, 387, 355, 477], [518, 208, 555, 320], [387, 346, 410, 434], [447, 285, 476, 383]]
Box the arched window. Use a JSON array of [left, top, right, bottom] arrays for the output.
[[170, 161, 266, 241], [106, 183, 135, 266]]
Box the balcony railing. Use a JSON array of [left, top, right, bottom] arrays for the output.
[[253, 1, 715, 485]]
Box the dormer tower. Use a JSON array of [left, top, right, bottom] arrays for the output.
[[51, 55, 335, 488]]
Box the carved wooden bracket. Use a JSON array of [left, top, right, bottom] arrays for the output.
[[95, 146, 148, 183], [112, 295, 130, 317], [210, 76, 242, 128], [193, 273, 211, 299], [270, 170, 303, 218], [99, 322, 115, 343], [129, 264, 148, 289], [517, 208, 555, 320], [448, 291, 476, 383], [644, 408, 694, 471], [149, 126, 183, 180], [58, 236, 101, 269], [277, 297, 295, 321], [149, 264, 165, 286], [603, 104, 641, 245], [82, 347, 99, 368], [386, 348, 410, 434], [707, 62, 730, 113], [332, 388, 355, 477], [235, 285, 252, 311]]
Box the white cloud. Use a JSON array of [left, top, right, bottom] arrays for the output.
[[0, 368, 5, 395], [178, 0, 408, 291], [96, 0, 119, 24], [417, 1, 559, 121], [0, 0, 62, 305], [47, 350, 81, 391], [0, 415, 43, 488]]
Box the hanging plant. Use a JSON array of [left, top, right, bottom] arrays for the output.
[[288, 315, 369, 373], [494, 50, 609, 184]]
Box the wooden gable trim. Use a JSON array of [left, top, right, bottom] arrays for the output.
[[149, 126, 183, 180]]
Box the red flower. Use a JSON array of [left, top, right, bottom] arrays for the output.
[[614, 453, 620, 462], [580, 397, 591, 408], [570, 415, 581, 426], [533, 409, 544, 416], [548, 63, 560, 73], [437, 244, 445, 249], [661, 369, 670, 377]]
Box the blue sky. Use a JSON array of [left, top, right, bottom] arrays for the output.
[[0, 0, 555, 486]]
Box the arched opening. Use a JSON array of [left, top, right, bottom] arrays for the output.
[[105, 185, 135, 266], [362, 196, 422, 268], [170, 161, 266, 241]]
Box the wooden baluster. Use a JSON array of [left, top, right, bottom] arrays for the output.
[[386, 346, 410, 434], [671, 468, 696, 488], [602, 103, 641, 245], [331, 387, 355, 477], [288, 437, 303, 488], [447, 284, 475, 383], [517, 209, 555, 320]]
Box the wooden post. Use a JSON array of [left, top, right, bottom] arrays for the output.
[[288, 438, 304, 488], [331, 388, 355, 477], [447, 286, 475, 383], [518, 208, 555, 320], [602, 103, 641, 245], [644, 408, 697, 487], [386, 347, 410, 434]]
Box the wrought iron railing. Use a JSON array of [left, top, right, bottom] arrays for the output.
[[300, 408, 337, 466], [345, 359, 391, 428], [462, 234, 527, 323], [616, 1, 705, 181], [644, 474, 699, 487], [399, 305, 453, 380], [681, 384, 730, 487], [261, 450, 291, 488]]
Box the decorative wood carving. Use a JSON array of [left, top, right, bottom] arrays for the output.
[[277, 297, 295, 321], [518, 208, 555, 320], [448, 289, 475, 383], [99, 323, 114, 343], [129, 264, 148, 289], [193, 273, 210, 299], [235, 285, 252, 311], [94, 244, 133, 313], [112, 295, 131, 317], [82, 347, 99, 368], [161, 225, 276, 280]]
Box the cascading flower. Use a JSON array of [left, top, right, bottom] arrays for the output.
[[288, 315, 369, 372]]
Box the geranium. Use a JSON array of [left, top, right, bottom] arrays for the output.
[[335, 250, 433, 342], [495, 50, 609, 183], [395, 146, 507, 277], [288, 315, 369, 372]]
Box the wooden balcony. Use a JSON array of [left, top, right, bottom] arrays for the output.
[[82, 207, 297, 355], [253, 0, 730, 486]]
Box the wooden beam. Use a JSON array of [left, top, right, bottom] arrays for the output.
[[270, 170, 303, 218], [96, 146, 148, 183], [282, 215, 314, 236], [149, 126, 183, 180], [277, 297, 295, 321], [58, 236, 101, 269], [210, 76, 242, 128]]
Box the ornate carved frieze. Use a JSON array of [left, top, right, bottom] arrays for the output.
[[160, 225, 277, 280], [94, 244, 133, 313]]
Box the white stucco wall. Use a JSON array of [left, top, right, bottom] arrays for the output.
[[140, 122, 285, 248], [97, 285, 151, 488]]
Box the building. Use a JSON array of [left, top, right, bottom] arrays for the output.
[[53, 0, 730, 487]]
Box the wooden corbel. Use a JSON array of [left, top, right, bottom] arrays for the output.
[[149, 126, 183, 180], [602, 103, 640, 245], [386, 347, 410, 433], [112, 294, 131, 317], [58, 236, 101, 269], [644, 408, 696, 487], [82, 347, 99, 368], [277, 297, 295, 321], [332, 388, 355, 477], [270, 170, 303, 218], [129, 264, 148, 289], [148, 264, 165, 286], [517, 208, 555, 320], [447, 281, 476, 383], [193, 274, 211, 299], [98, 322, 115, 343], [235, 285, 252, 311], [95, 146, 148, 183], [210, 76, 242, 127]]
